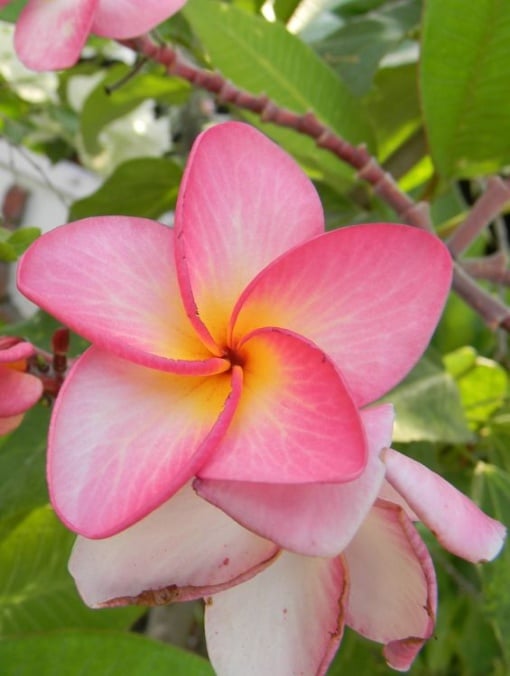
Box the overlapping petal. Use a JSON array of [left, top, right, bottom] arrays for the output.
[[205, 550, 346, 676], [15, 0, 98, 71], [0, 339, 35, 363], [0, 366, 42, 416], [18, 217, 227, 375], [48, 347, 241, 538], [91, 0, 187, 37], [344, 500, 437, 671], [383, 448, 506, 563], [232, 223, 452, 406], [174, 122, 324, 347], [69, 483, 278, 608], [199, 327, 366, 484], [196, 404, 392, 556]]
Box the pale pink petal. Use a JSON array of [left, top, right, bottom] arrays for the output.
[[18, 217, 228, 376], [232, 223, 452, 406], [174, 122, 324, 347], [0, 365, 42, 416], [379, 480, 419, 520], [0, 339, 35, 363], [92, 0, 186, 38], [345, 500, 437, 671], [15, 0, 98, 71], [69, 483, 278, 608], [383, 448, 506, 563], [48, 347, 241, 538], [196, 404, 393, 557], [0, 414, 23, 435], [205, 550, 347, 676], [199, 327, 366, 484]]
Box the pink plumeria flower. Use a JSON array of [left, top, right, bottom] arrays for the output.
[[68, 404, 505, 675], [0, 0, 186, 71], [19, 121, 452, 546], [0, 336, 43, 434]]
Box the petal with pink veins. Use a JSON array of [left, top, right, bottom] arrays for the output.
[[344, 500, 437, 671], [199, 327, 366, 484], [15, 0, 98, 71], [48, 347, 241, 538], [232, 223, 452, 406], [383, 448, 506, 563], [0, 366, 42, 416], [18, 217, 228, 375], [174, 122, 324, 347], [205, 550, 347, 676], [92, 0, 187, 38], [69, 483, 278, 608], [196, 404, 393, 557]]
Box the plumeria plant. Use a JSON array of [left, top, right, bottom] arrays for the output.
[[0, 1, 510, 675]]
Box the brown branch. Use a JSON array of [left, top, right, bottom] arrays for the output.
[[461, 252, 510, 285], [119, 35, 510, 332], [447, 177, 510, 257]]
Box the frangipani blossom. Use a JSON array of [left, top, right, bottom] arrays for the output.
[[0, 0, 186, 71], [68, 405, 506, 675], [0, 336, 42, 434], [18, 122, 453, 546]]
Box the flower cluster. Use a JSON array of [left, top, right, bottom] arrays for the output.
[[0, 0, 186, 70], [18, 122, 506, 674], [0, 335, 42, 434]]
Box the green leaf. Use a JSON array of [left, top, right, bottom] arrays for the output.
[[184, 0, 375, 189], [273, 0, 301, 23], [0, 0, 24, 22], [80, 64, 190, 155], [473, 463, 510, 664], [421, 0, 510, 178], [6, 227, 41, 256], [0, 631, 214, 676], [443, 347, 508, 428], [0, 405, 50, 522], [383, 354, 473, 444], [0, 506, 143, 636], [314, 0, 422, 96], [69, 157, 182, 221]]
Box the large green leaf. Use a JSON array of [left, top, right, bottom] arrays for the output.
[[443, 347, 508, 429], [0, 406, 50, 522], [183, 0, 375, 188], [421, 0, 510, 178], [69, 157, 182, 221], [473, 463, 510, 664], [0, 506, 143, 636], [80, 64, 190, 155], [383, 354, 473, 444], [314, 0, 422, 96], [0, 631, 213, 676]]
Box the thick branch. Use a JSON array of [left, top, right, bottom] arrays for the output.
[[447, 177, 510, 257]]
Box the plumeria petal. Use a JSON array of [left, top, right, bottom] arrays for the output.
[[196, 404, 393, 557], [18, 217, 228, 375], [232, 223, 452, 406], [174, 122, 324, 347], [0, 414, 23, 435], [383, 448, 506, 563], [91, 0, 186, 38], [0, 339, 35, 363], [345, 500, 437, 671], [15, 0, 98, 71], [0, 365, 42, 416], [69, 483, 278, 608], [205, 550, 347, 676], [48, 347, 241, 538], [199, 327, 366, 484]]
